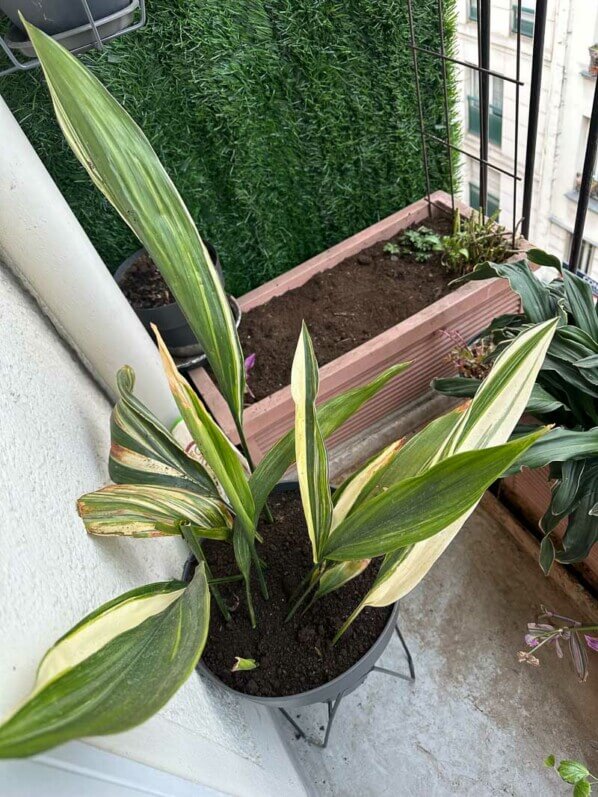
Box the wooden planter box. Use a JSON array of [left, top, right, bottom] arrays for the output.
[[189, 191, 521, 462], [501, 467, 598, 589]]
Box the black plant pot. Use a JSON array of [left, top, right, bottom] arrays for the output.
[[183, 481, 402, 711], [2, 0, 139, 57], [114, 243, 241, 360]]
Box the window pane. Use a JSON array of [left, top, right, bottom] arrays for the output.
[[469, 0, 477, 20]]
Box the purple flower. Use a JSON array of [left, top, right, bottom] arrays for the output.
[[585, 635, 598, 652], [244, 353, 257, 373], [525, 634, 539, 648]]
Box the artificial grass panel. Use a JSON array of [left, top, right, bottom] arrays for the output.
[[1, 0, 458, 296]]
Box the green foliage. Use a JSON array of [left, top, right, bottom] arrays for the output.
[[386, 226, 443, 262], [441, 208, 517, 275], [2, 0, 458, 296], [0, 319, 554, 756], [545, 755, 595, 795], [434, 252, 598, 567]]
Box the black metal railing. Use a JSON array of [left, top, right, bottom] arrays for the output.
[[409, 0, 598, 281]]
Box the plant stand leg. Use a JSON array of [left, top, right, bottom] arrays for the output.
[[277, 693, 345, 748], [371, 618, 416, 682]]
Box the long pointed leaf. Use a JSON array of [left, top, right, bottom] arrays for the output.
[[356, 320, 557, 608], [77, 483, 233, 539], [451, 260, 554, 323], [0, 566, 210, 758], [155, 328, 255, 537], [24, 20, 245, 428], [291, 324, 332, 563], [324, 429, 548, 561], [109, 367, 218, 495], [249, 361, 411, 520]]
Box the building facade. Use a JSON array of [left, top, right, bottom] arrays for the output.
[[456, 0, 598, 278]]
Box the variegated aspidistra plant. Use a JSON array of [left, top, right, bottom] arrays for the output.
[[0, 20, 564, 760], [0, 312, 559, 757]]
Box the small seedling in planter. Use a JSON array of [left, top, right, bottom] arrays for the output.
[[383, 242, 402, 256], [544, 755, 597, 795], [440, 208, 517, 276], [391, 227, 443, 262], [403, 227, 443, 262], [440, 329, 495, 381], [232, 657, 258, 672], [0, 314, 560, 757]]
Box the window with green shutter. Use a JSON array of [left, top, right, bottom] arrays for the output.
[[511, 4, 535, 38], [469, 183, 500, 219]]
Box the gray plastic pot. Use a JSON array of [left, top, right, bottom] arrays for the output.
[[114, 243, 241, 359], [0, 0, 130, 34], [183, 480, 399, 709], [3, 0, 139, 56]]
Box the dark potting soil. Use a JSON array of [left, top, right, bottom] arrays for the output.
[[120, 252, 174, 309], [201, 490, 391, 697], [240, 216, 454, 401]]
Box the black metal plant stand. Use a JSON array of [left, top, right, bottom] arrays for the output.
[[277, 618, 415, 749]]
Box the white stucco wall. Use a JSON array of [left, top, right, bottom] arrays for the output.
[[0, 264, 306, 797]]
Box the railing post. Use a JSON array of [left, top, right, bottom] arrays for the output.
[[477, 0, 491, 215], [569, 77, 598, 273], [521, 0, 547, 239]]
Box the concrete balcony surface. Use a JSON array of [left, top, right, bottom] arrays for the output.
[[279, 492, 598, 795]]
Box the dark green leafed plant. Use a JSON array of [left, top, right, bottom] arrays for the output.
[[434, 250, 598, 571], [0, 314, 561, 757]]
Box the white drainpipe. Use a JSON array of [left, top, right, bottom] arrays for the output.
[[0, 96, 178, 425]]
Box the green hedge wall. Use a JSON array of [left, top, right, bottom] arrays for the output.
[[1, 1, 457, 296]]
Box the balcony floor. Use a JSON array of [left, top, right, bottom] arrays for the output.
[[278, 496, 598, 796]]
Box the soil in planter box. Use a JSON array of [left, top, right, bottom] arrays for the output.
[[120, 252, 174, 309], [240, 216, 454, 401], [201, 490, 391, 697]]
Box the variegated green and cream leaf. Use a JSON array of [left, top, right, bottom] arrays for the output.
[[155, 327, 255, 537], [77, 483, 233, 539], [109, 366, 218, 496], [351, 319, 558, 613], [250, 361, 411, 521], [24, 20, 246, 429], [0, 566, 210, 758], [330, 439, 406, 531], [323, 428, 548, 561], [291, 323, 333, 563]]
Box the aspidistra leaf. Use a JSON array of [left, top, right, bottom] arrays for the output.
[[291, 323, 332, 563], [77, 483, 233, 539], [154, 327, 255, 537], [109, 366, 218, 495], [0, 566, 210, 758], [324, 430, 548, 561], [355, 320, 557, 608], [24, 20, 246, 428], [249, 361, 411, 520]]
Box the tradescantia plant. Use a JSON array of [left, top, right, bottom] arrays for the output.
[[0, 316, 558, 757], [434, 250, 598, 571]]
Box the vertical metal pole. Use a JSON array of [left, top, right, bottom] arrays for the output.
[[407, 0, 433, 217], [521, 0, 547, 239], [569, 77, 598, 272], [477, 0, 491, 215], [437, 0, 455, 213], [512, 0, 522, 244]]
